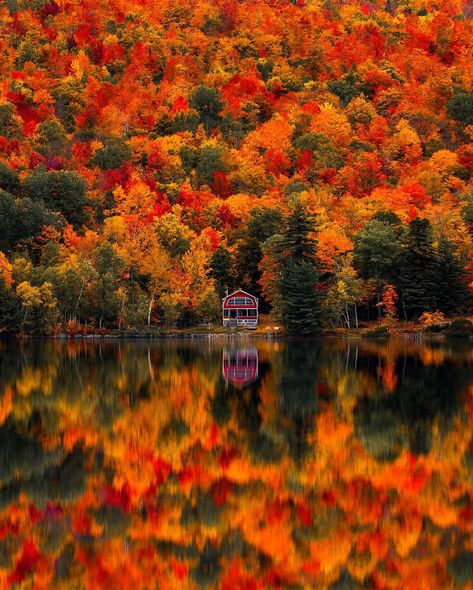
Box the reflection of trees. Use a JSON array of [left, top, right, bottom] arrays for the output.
[[277, 342, 322, 463], [0, 338, 473, 588], [23, 446, 88, 506], [0, 416, 88, 508], [355, 358, 469, 459]]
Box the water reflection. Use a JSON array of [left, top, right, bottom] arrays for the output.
[[222, 347, 259, 388], [0, 338, 472, 588]]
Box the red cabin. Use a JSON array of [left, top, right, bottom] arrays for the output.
[[222, 289, 258, 328], [222, 347, 259, 388]]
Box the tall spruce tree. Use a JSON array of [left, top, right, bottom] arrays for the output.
[[282, 201, 316, 261], [280, 260, 321, 334], [436, 238, 470, 314], [209, 245, 235, 297], [397, 218, 440, 319], [279, 202, 321, 334]]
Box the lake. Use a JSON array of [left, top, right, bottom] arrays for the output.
[[1, 337, 473, 589]]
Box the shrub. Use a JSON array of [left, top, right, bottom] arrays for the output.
[[419, 310, 446, 326], [445, 319, 473, 339]]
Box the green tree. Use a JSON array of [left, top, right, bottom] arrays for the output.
[[293, 132, 344, 170], [155, 213, 192, 258], [278, 202, 321, 334], [209, 245, 235, 297], [327, 69, 363, 106], [0, 102, 21, 139], [91, 242, 124, 328], [235, 207, 283, 303], [35, 118, 68, 157], [280, 259, 321, 334], [22, 170, 89, 228], [397, 218, 440, 319], [436, 238, 470, 315], [0, 163, 20, 194], [190, 86, 223, 133], [92, 137, 132, 170], [195, 145, 228, 187], [353, 218, 401, 316], [282, 200, 317, 261], [447, 91, 473, 126], [0, 276, 19, 332]]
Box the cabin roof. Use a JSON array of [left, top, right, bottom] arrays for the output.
[[223, 289, 258, 304]]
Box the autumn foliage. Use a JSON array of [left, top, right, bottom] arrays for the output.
[[0, 0, 472, 332]]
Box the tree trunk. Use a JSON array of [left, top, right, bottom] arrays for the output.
[[74, 284, 84, 321], [343, 305, 350, 329], [354, 303, 359, 329], [148, 287, 157, 327]]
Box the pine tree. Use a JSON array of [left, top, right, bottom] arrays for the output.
[[436, 238, 470, 315], [278, 202, 321, 334], [397, 218, 440, 319], [282, 201, 316, 261], [280, 259, 321, 334], [209, 246, 234, 297]]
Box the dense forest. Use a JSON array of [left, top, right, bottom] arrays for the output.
[[0, 0, 473, 334]]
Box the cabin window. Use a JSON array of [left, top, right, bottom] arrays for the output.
[[247, 309, 257, 317], [238, 309, 248, 316], [228, 297, 253, 305], [223, 310, 229, 317]]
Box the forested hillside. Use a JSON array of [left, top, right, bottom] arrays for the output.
[[0, 0, 472, 333]]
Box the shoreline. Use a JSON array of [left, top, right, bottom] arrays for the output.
[[2, 318, 473, 341]]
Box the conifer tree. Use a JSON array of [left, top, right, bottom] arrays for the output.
[[397, 218, 439, 319], [282, 201, 316, 261], [280, 259, 321, 334], [279, 202, 321, 334], [436, 238, 470, 315], [209, 246, 235, 297]]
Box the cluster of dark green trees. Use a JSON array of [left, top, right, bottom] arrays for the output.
[[0, 189, 470, 334], [210, 204, 471, 334], [354, 214, 470, 320], [0, 161, 89, 255]]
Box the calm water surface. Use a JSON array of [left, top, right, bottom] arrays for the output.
[[1, 338, 473, 589]]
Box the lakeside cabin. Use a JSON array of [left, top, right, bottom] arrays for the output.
[[222, 289, 258, 328]]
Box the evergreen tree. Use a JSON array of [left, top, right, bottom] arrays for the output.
[[278, 202, 321, 334], [436, 237, 470, 315], [234, 207, 283, 303], [282, 201, 316, 261], [397, 218, 440, 319], [280, 259, 321, 335], [209, 246, 234, 297]]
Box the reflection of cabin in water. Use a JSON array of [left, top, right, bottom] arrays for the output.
[[222, 289, 258, 328], [222, 347, 259, 388]]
